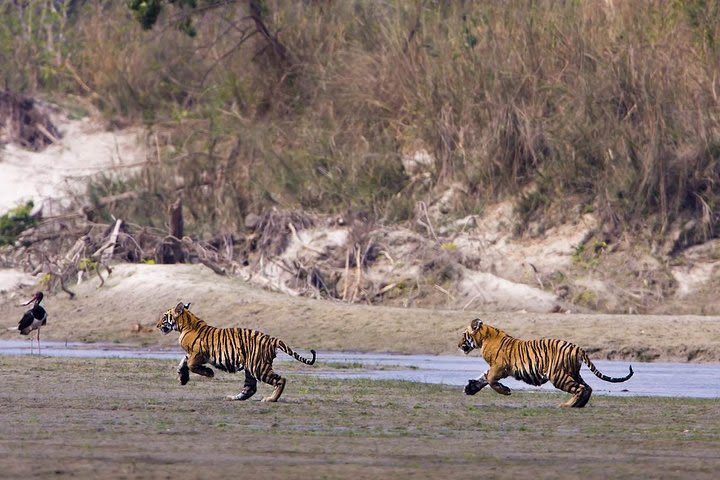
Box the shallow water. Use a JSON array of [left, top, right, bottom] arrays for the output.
[[2, 340, 718, 399], [315, 352, 720, 399]]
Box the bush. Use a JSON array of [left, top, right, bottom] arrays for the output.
[[4, 1, 720, 243], [0, 201, 36, 246]]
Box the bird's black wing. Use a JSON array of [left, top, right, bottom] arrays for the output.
[[18, 310, 34, 333]]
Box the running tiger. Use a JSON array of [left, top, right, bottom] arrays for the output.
[[458, 318, 633, 407], [157, 302, 316, 402]]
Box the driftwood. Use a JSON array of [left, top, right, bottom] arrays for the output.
[[3, 197, 397, 306], [100, 219, 123, 264], [2, 191, 248, 300], [252, 209, 315, 256], [182, 237, 226, 276]]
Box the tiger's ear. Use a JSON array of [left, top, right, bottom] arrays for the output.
[[174, 302, 186, 315], [471, 318, 483, 331], [184, 302, 191, 310]]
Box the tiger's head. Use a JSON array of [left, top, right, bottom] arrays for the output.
[[458, 318, 484, 354], [157, 302, 191, 335]]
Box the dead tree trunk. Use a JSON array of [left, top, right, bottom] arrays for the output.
[[156, 198, 186, 264], [169, 197, 183, 239]]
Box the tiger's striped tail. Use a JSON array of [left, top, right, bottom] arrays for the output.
[[581, 351, 633, 383], [277, 340, 316, 365]]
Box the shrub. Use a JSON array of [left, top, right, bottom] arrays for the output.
[[4, 2, 720, 245], [0, 201, 36, 246]]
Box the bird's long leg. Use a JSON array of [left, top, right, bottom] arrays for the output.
[[29, 335, 34, 355], [37, 328, 41, 355]]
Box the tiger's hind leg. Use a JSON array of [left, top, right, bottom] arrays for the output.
[[257, 370, 286, 403], [486, 368, 512, 396], [570, 384, 592, 408], [552, 374, 592, 408], [263, 377, 286, 403], [227, 371, 258, 401], [489, 381, 512, 396]]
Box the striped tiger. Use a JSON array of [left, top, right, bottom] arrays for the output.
[[157, 302, 316, 402], [458, 318, 633, 407]]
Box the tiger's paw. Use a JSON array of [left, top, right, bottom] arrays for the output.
[[491, 382, 511, 395], [261, 378, 285, 402], [236, 387, 257, 401], [464, 379, 484, 395], [178, 367, 190, 385], [227, 388, 257, 401]]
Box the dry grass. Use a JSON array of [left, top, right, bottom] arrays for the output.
[[2, 1, 719, 244]]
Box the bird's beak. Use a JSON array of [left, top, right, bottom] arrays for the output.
[[21, 293, 38, 306]]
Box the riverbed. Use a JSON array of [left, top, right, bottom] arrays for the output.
[[2, 340, 718, 399]]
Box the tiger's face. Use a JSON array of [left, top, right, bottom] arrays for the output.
[[458, 318, 484, 354], [156, 302, 191, 335], [157, 310, 176, 335]]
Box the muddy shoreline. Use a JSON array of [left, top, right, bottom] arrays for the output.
[[1, 265, 720, 364]]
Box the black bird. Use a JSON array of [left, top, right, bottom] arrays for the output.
[[18, 292, 47, 355]]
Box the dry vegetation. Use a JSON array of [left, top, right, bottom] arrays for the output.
[[2, 1, 720, 313], [2, 1, 720, 235]]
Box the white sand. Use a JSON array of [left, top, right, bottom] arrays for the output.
[[0, 111, 146, 292], [0, 115, 145, 214]]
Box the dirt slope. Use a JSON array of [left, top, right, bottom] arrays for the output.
[[1, 263, 718, 362]]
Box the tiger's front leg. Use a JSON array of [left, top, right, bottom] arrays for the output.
[[187, 353, 214, 379], [189, 364, 215, 378], [177, 356, 190, 385], [487, 368, 512, 396], [464, 372, 489, 395]]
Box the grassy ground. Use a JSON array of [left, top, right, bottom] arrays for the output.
[[1, 356, 718, 479]]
